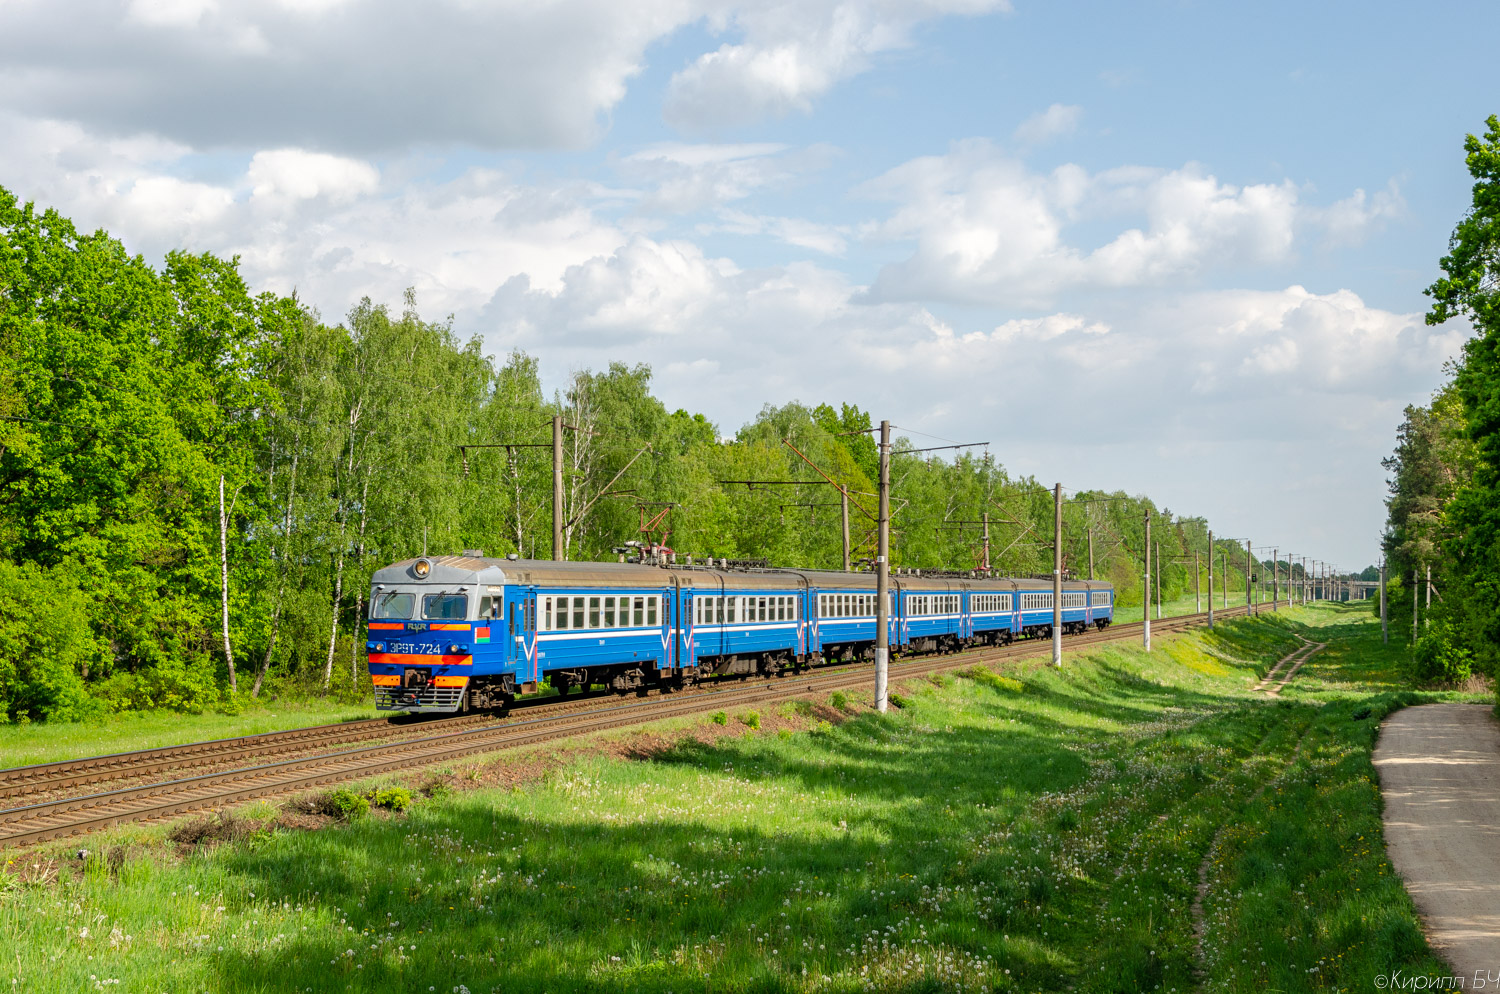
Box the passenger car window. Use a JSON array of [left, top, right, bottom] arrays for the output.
[[421, 593, 468, 620], [373, 592, 414, 619]]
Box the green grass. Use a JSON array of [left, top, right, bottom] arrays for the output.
[[0, 700, 382, 769], [1112, 586, 1322, 624], [0, 604, 1475, 992]]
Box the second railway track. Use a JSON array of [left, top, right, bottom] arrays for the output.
[[0, 605, 1250, 848]]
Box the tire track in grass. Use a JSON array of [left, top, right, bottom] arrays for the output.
[[1192, 708, 1318, 988], [1026, 697, 1316, 993]]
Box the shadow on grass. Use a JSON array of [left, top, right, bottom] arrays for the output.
[[187, 607, 1413, 994]]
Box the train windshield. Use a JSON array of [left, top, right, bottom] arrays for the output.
[[422, 593, 469, 620], [373, 591, 415, 619]]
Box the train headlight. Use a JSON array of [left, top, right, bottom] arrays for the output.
[[448, 643, 464, 654], [414, 558, 431, 578]]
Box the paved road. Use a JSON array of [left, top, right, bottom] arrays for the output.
[[1374, 703, 1500, 980]]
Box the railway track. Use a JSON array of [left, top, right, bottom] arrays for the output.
[[0, 604, 1252, 848]]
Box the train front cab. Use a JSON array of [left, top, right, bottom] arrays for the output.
[[366, 556, 515, 714]]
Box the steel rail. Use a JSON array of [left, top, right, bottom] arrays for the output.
[[0, 605, 1248, 848]]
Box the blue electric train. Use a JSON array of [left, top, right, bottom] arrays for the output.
[[365, 555, 1113, 713]]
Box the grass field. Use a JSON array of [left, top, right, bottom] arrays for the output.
[[0, 603, 1475, 992], [0, 701, 382, 769]]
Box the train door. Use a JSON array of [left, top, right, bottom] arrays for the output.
[[517, 590, 537, 685], [673, 582, 694, 673]]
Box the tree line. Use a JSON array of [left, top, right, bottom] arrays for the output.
[[1380, 115, 1500, 686], [1, 185, 1278, 722]]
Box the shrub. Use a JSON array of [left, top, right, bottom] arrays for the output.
[[369, 786, 412, 812], [780, 700, 815, 719], [710, 711, 728, 726], [1413, 623, 1475, 683], [312, 788, 369, 820], [741, 711, 761, 730], [829, 691, 849, 712], [888, 693, 909, 709]]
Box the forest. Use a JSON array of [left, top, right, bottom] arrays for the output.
[[0, 185, 1299, 722], [1380, 114, 1500, 689]]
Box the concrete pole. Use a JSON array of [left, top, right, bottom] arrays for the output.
[[1222, 549, 1228, 608], [1380, 562, 1388, 644], [1207, 530, 1214, 629], [1155, 538, 1162, 620], [552, 414, 564, 561], [1143, 511, 1152, 650], [1246, 540, 1253, 615], [841, 486, 851, 573], [982, 510, 991, 572], [1195, 550, 1201, 615], [1087, 525, 1095, 581], [1272, 548, 1279, 610], [875, 420, 891, 712], [1052, 483, 1063, 668], [1412, 567, 1419, 642]]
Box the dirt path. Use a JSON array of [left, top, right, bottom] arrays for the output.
[[1374, 703, 1500, 980]]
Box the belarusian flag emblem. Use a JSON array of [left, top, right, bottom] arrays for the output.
[[475, 627, 490, 643]]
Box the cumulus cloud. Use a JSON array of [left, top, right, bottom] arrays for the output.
[[0, 0, 1012, 153], [0, 0, 699, 152], [663, 0, 1009, 130], [1013, 103, 1081, 146], [860, 140, 1389, 306], [1315, 180, 1405, 247]]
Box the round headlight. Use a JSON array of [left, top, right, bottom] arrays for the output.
[[414, 558, 431, 578]]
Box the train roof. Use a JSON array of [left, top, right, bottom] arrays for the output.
[[369, 556, 1115, 591]]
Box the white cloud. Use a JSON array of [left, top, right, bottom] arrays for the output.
[[1013, 103, 1081, 146], [708, 209, 849, 255], [248, 149, 379, 203], [861, 141, 1385, 306], [0, 0, 699, 152], [0, 0, 1010, 153], [664, 0, 1009, 130], [618, 142, 835, 213], [1316, 180, 1404, 247]]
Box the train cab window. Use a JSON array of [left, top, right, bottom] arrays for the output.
[[478, 596, 503, 620], [374, 591, 415, 619], [421, 593, 468, 620]]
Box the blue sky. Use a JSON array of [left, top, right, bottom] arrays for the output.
[[1, 0, 1493, 571]]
